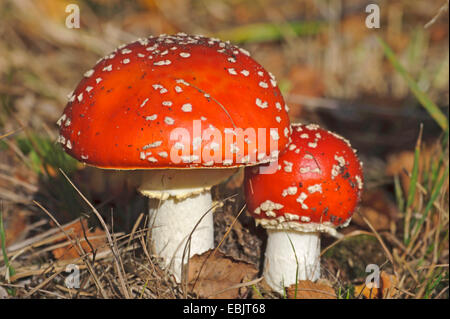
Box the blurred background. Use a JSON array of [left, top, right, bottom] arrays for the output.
[[1, 0, 448, 155], [0, 0, 448, 299]]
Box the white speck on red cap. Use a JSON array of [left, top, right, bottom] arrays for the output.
[[181, 103, 192, 112], [164, 117, 175, 125], [84, 69, 94, 77], [256, 98, 268, 109]]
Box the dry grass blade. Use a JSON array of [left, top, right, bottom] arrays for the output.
[[0, 172, 38, 193], [357, 211, 397, 275], [320, 230, 375, 257], [424, 0, 449, 28], [32, 200, 108, 298], [58, 169, 131, 298], [0, 127, 23, 140], [7, 219, 83, 254], [126, 213, 144, 249], [206, 277, 263, 298], [24, 268, 64, 298]]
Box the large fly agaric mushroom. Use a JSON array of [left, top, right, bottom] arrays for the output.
[[244, 123, 363, 293], [57, 33, 291, 280]]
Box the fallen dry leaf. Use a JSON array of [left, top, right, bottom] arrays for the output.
[[52, 219, 107, 260], [356, 207, 391, 231], [352, 189, 398, 231], [386, 150, 415, 195], [0, 210, 28, 247], [187, 249, 258, 299], [286, 280, 336, 299], [354, 271, 398, 299]]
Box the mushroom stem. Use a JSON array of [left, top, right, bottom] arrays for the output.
[[138, 168, 238, 281], [264, 229, 320, 294], [148, 191, 214, 281]]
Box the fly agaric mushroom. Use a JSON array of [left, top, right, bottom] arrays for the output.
[[244, 123, 363, 293], [57, 33, 291, 281]]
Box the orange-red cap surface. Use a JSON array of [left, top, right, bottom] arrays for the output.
[[244, 123, 363, 231], [58, 34, 291, 169]]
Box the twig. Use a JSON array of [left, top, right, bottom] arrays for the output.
[[424, 0, 449, 28], [206, 277, 263, 298], [24, 268, 64, 298]]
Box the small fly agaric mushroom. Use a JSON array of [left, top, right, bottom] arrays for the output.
[[57, 33, 291, 280], [244, 123, 363, 293]]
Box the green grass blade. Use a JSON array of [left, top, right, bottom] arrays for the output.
[[430, 128, 449, 188], [411, 166, 449, 240], [407, 128, 422, 209], [251, 285, 264, 299], [394, 174, 405, 212], [377, 37, 448, 131], [215, 20, 324, 43], [285, 232, 300, 299], [0, 211, 15, 278], [0, 207, 16, 296], [404, 127, 422, 244], [424, 271, 444, 299]]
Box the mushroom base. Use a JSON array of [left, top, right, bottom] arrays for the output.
[[264, 229, 320, 294], [147, 191, 214, 282]]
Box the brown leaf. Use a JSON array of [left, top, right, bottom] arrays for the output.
[[355, 207, 391, 231], [386, 150, 415, 195], [0, 210, 28, 247], [286, 280, 336, 299], [354, 271, 398, 299], [187, 249, 258, 299], [352, 189, 398, 231], [52, 219, 107, 260]]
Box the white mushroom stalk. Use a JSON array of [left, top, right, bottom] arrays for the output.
[[264, 229, 320, 293], [139, 168, 237, 281], [256, 219, 340, 294]]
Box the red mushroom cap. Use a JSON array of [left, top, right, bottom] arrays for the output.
[[57, 34, 291, 169], [244, 123, 363, 233]]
